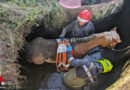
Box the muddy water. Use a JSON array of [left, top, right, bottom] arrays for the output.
[[21, 0, 130, 90]]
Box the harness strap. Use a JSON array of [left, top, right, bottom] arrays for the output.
[[56, 39, 70, 72], [56, 41, 63, 72], [82, 63, 94, 83], [56, 53, 59, 72], [112, 46, 130, 51]]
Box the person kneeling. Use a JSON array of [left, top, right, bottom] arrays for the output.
[[63, 45, 113, 89]]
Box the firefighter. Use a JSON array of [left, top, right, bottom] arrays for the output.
[[59, 9, 95, 38], [62, 45, 113, 89]]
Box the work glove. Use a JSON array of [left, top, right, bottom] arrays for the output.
[[67, 45, 72, 59], [61, 38, 66, 41], [59, 34, 65, 38]]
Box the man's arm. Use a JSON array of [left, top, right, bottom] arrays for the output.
[[84, 21, 95, 36], [67, 46, 89, 67], [60, 21, 76, 38], [89, 22, 95, 34], [69, 55, 89, 67]]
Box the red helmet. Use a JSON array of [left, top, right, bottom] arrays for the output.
[[77, 9, 91, 23], [0, 76, 3, 82]]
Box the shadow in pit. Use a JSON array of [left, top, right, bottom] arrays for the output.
[[18, 23, 59, 90], [18, 48, 57, 90], [25, 23, 61, 43]]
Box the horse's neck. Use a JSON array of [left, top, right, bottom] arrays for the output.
[[74, 36, 105, 56], [84, 37, 105, 50]]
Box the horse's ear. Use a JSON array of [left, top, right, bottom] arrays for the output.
[[111, 27, 117, 31]]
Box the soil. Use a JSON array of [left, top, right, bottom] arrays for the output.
[[107, 62, 130, 90]]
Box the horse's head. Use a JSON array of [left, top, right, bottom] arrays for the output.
[[32, 55, 45, 64], [101, 27, 121, 48], [26, 37, 57, 65]]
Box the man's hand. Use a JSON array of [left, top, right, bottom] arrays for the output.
[[59, 34, 65, 38], [61, 38, 66, 41]]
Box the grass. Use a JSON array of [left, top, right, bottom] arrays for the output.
[[0, 0, 67, 89]]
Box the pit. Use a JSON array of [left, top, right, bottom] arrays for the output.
[[0, 0, 129, 90], [18, 0, 130, 89]]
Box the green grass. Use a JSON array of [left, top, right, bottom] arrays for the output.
[[1, 0, 67, 30], [1, 0, 45, 7]]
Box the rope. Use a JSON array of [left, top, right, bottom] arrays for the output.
[[112, 46, 130, 51], [111, 41, 130, 51]]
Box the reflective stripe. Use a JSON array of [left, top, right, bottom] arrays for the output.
[[83, 64, 94, 83], [71, 38, 76, 43], [77, 16, 88, 22], [58, 62, 62, 66], [62, 64, 70, 68]]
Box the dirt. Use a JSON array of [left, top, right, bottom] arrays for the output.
[[107, 61, 130, 90]]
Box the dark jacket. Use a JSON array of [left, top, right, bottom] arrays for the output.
[[60, 20, 95, 38], [67, 46, 115, 83]]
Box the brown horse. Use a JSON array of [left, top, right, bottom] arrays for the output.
[[73, 27, 121, 57], [26, 27, 121, 64]]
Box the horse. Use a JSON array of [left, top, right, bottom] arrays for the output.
[[25, 27, 121, 65]]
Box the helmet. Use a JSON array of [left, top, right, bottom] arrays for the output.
[[96, 59, 113, 73], [0, 76, 3, 82], [77, 9, 91, 23]]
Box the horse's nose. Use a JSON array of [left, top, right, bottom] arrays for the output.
[[32, 56, 45, 65], [116, 39, 122, 43]]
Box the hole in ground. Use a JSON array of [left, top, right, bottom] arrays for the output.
[[17, 0, 130, 88], [17, 24, 129, 90], [18, 24, 59, 90], [25, 23, 61, 42]]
